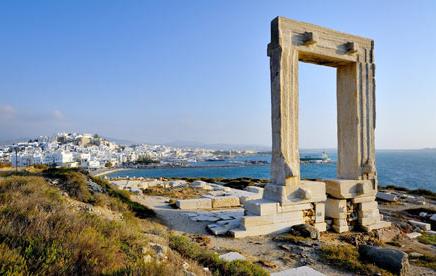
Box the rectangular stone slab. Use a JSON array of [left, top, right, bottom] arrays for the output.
[[176, 198, 212, 210], [244, 199, 279, 216], [325, 179, 376, 199], [361, 221, 391, 232], [232, 222, 297, 238], [211, 196, 240, 208], [242, 211, 303, 228]]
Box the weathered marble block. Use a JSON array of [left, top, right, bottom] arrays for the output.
[[211, 196, 240, 208], [176, 198, 212, 210], [325, 179, 376, 199]]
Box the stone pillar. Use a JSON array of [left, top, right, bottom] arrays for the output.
[[264, 18, 300, 203], [336, 46, 376, 183]]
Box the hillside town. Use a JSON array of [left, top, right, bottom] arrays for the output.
[[0, 132, 255, 169]]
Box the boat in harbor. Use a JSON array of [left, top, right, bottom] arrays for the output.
[[300, 151, 331, 163]]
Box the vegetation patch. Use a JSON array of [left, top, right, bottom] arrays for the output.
[[417, 233, 436, 246], [0, 175, 170, 274], [169, 234, 268, 276], [411, 254, 436, 270], [91, 176, 156, 218], [142, 186, 207, 200], [0, 162, 11, 169], [273, 233, 311, 244], [319, 244, 392, 275]]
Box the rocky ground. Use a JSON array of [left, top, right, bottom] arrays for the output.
[[131, 182, 436, 276]]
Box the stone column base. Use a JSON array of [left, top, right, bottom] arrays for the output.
[[324, 179, 391, 233], [231, 180, 327, 238]]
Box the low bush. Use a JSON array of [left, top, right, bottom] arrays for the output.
[[91, 176, 156, 218], [319, 244, 392, 275], [169, 234, 268, 276], [418, 233, 436, 246], [0, 162, 11, 168]]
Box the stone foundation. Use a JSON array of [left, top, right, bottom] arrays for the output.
[[324, 179, 390, 233], [231, 180, 326, 238], [232, 179, 390, 238]]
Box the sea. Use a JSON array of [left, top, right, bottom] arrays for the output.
[[108, 149, 436, 192]]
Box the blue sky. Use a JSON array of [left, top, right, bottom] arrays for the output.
[[0, 1, 435, 149]]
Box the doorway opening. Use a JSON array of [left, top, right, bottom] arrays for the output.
[[299, 62, 337, 179]]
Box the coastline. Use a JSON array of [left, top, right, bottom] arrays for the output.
[[91, 168, 130, 177]]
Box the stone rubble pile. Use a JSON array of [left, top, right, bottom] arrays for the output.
[[182, 210, 244, 235], [376, 191, 427, 205], [176, 182, 264, 210]]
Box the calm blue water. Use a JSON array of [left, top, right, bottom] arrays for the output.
[[109, 149, 436, 192]]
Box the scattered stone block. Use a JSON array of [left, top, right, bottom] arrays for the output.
[[244, 199, 279, 216], [240, 193, 263, 204], [361, 221, 391, 232], [271, 266, 325, 276], [193, 215, 220, 222], [406, 232, 421, 239], [232, 222, 295, 238], [376, 192, 399, 202], [191, 180, 213, 190], [401, 194, 426, 205], [219, 252, 246, 262], [290, 224, 320, 240], [245, 186, 264, 194], [358, 245, 409, 276], [168, 180, 187, 187], [207, 219, 241, 235], [211, 196, 240, 208], [408, 220, 431, 231], [176, 198, 212, 210]]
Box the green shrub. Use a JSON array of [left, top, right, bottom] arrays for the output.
[[418, 233, 436, 246], [43, 168, 94, 203], [411, 254, 436, 270], [91, 176, 155, 218], [0, 243, 28, 275], [169, 235, 268, 276]]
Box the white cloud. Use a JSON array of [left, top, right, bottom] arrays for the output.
[[52, 110, 65, 120], [0, 105, 16, 119]]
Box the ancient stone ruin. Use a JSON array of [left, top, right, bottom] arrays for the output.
[[232, 17, 391, 238]]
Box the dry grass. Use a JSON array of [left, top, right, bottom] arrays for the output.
[[319, 244, 393, 275], [417, 233, 436, 246], [142, 186, 207, 199], [0, 174, 206, 275], [410, 254, 436, 270], [273, 233, 310, 244]]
